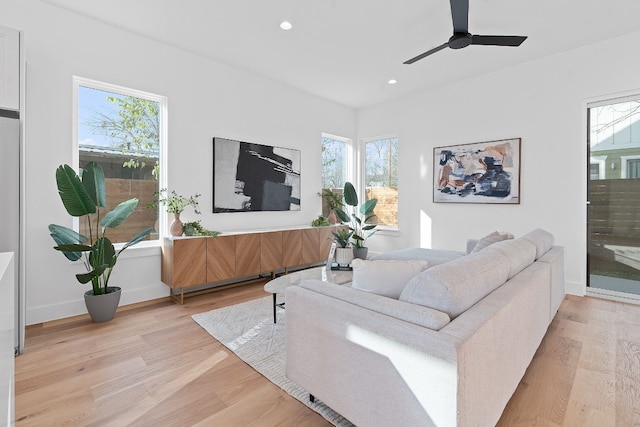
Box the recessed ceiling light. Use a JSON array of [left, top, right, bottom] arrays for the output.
[[280, 21, 293, 30], [388, 79, 397, 85]]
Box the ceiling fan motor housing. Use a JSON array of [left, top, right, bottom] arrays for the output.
[[449, 32, 472, 49]]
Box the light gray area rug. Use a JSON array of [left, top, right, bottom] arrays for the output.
[[192, 296, 354, 426]]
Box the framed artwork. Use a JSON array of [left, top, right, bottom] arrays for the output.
[[433, 138, 521, 204], [212, 137, 301, 212]]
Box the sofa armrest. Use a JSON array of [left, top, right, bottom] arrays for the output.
[[536, 246, 565, 320], [299, 279, 451, 330], [285, 283, 460, 427]]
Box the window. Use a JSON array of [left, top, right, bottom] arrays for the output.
[[628, 159, 640, 178], [621, 155, 640, 178], [321, 134, 351, 190], [74, 77, 166, 243], [321, 134, 352, 217], [363, 136, 398, 229]]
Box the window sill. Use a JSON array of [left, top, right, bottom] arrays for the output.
[[115, 240, 161, 259], [374, 227, 400, 236]]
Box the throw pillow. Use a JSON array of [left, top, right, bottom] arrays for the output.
[[470, 230, 513, 253], [520, 228, 555, 259], [351, 258, 429, 299]]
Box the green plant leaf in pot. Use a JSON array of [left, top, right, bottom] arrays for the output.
[[55, 164, 96, 217], [101, 198, 139, 229], [342, 181, 358, 207], [81, 161, 107, 208], [48, 224, 88, 261]]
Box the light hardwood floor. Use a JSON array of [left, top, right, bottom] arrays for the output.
[[14, 284, 640, 426]]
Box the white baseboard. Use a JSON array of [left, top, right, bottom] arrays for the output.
[[565, 281, 585, 296], [27, 284, 169, 325]]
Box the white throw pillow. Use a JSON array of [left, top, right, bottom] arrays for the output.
[[351, 259, 429, 299], [470, 230, 513, 253]]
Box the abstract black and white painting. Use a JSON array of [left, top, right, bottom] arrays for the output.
[[433, 138, 521, 204], [213, 137, 301, 212]]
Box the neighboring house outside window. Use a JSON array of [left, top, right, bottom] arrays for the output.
[[75, 77, 166, 243]]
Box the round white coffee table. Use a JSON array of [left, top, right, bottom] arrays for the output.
[[264, 266, 353, 323]]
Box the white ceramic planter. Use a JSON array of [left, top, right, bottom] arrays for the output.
[[335, 247, 354, 266]]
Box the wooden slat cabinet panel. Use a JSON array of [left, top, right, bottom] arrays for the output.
[[207, 235, 236, 283], [301, 228, 320, 265], [236, 233, 262, 277], [162, 238, 207, 288], [161, 226, 346, 294], [261, 231, 283, 273], [282, 229, 302, 267]]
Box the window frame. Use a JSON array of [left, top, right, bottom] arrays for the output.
[[72, 76, 168, 248]]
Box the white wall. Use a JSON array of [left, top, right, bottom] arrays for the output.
[[357, 29, 640, 296], [1, 0, 355, 323]]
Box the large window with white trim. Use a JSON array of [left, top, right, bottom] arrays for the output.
[[363, 136, 398, 229], [75, 77, 166, 243]]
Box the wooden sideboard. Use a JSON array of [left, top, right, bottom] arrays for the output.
[[161, 225, 344, 302]]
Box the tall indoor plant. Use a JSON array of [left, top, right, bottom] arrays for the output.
[[335, 181, 377, 259], [48, 162, 152, 322]]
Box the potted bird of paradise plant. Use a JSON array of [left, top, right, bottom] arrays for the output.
[[48, 162, 152, 322], [335, 181, 377, 260]]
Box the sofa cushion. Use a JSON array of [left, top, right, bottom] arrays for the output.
[[399, 249, 510, 318], [351, 258, 429, 299], [298, 279, 451, 330], [369, 247, 464, 266], [483, 239, 536, 279], [470, 231, 514, 253], [520, 228, 555, 259]]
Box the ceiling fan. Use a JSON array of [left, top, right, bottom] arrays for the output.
[[404, 0, 527, 65]]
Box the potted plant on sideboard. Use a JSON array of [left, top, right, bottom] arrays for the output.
[[335, 181, 377, 260], [48, 162, 153, 322], [149, 188, 201, 236], [321, 188, 344, 224]]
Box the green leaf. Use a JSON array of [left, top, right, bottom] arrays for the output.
[[100, 199, 138, 228], [81, 162, 106, 208], [54, 243, 93, 252], [120, 227, 153, 251], [343, 182, 358, 207], [362, 224, 376, 231], [76, 264, 107, 284], [89, 237, 116, 268], [360, 198, 377, 216], [334, 207, 351, 223], [48, 224, 88, 261], [55, 165, 96, 217]]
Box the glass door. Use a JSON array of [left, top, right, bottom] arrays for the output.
[[588, 96, 640, 296]]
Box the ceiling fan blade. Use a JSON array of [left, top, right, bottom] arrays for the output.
[[450, 0, 469, 33], [471, 35, 528, 47], [403, 42, 449, 64]]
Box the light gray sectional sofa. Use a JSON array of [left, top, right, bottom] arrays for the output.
[[285, 229, 565, 427]]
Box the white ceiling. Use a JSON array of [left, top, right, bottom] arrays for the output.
[[42, 0, 640, 109]]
